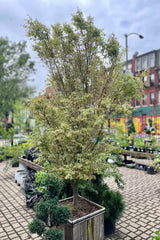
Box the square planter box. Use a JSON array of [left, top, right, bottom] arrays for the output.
[[59, 195, 105, 240]]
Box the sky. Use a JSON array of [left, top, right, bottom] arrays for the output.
[[1, 0, 160, 94]]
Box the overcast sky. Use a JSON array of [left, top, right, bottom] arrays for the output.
[[1, 0, 160, 94]]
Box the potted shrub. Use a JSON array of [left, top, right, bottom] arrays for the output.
[[128, 132, 136, 151], [150, 137, 159, 154], [11, 158, 19, 167], [1, 144, 25, 170], [79, 175, 125, 236], [9, 145, 24, 167], [134, 137, 145, 152], [151, 155, 160, 173], [143, 119, 156, 138], [103, 190, 124, 235], [0, 145, 10, 162], [115, 124, 129, 149], [28, 171, 71, 240]]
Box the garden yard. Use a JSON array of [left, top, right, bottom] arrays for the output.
[[1, 9, 160, 240]]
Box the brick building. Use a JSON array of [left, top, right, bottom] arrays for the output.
[[123, 49, 160, 134]]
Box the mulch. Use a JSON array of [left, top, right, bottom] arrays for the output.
[[59, 196, 100, 221]]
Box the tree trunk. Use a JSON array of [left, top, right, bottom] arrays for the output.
[[72, 181, 79, 209], [11, 109, 14, 146]]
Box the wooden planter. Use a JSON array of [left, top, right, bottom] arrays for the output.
[[60, 196, 105, 240], [19, 157, 43, 171]]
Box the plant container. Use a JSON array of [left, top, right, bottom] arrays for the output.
[[147, 166, 154, 174], [12, 161, 19, 167], [19, 162, 28, 171], [133, 147, 137, 152], [15, 170, 28, 186], [60, 195, 105, 240], [104, 218, 115, 236]]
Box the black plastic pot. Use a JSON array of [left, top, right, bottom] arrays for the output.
[[135, 164, 147, 171], [12, 161, 19, 167], [142, 148, 146, 152], [125, 146, 130, 150], [146, 148, 150, 153], [104, 219, 115, 236], [134, 147, 137, 151], [124, 159, 135, 164], [147, 166, 154, 174]]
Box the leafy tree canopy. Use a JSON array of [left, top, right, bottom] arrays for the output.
[[25, 10, 144, 208], [0, 37, 35, 120]]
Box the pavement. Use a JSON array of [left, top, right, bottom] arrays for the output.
[[0, 158, 160, 240], [0, 161, 40, 240], [104, 157, 160, 240]]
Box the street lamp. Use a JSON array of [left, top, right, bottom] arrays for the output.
[[125, 32, 144, 72]]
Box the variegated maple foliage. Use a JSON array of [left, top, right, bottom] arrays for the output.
[[25, 10, 143, 208]]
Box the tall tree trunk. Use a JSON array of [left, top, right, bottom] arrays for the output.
[[11, 109, 14, 146], [72, 180, 79, 209]]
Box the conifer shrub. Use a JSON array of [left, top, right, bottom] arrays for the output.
[[79, 175, 125, 223], [28, 171, 70, 240]]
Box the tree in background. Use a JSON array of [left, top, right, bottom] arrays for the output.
[[0, 37, 35, 145], [13, 101, 29, 135], [25, 10, 143, 209], [0, 122, 14, 144], [128, 118, 136, 136], [144, 118, 155, 136], [0, 37, 35, 122]]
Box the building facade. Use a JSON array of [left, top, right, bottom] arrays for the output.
[[121, 49, 160, 135]]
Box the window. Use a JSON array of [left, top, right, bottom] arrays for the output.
[[128, 63, 132, 73], [150, 92, 155, 105], [143, 94, 147, 105], [136, 58, 141, 71], [142, 56, 147, 69], [158, 71, 160, 84], [159, 92, 160, 103], [150, 74, 155, 86], [136, 99, 140, 106], [148, 53, 154, 67], [143, 76, 148, 86]]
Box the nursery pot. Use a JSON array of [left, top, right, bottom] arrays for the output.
[[12, 161, 19, 167], [59, 195, 105, 240], [147, 166, 154, 174], [104, 219, 115, 236]]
